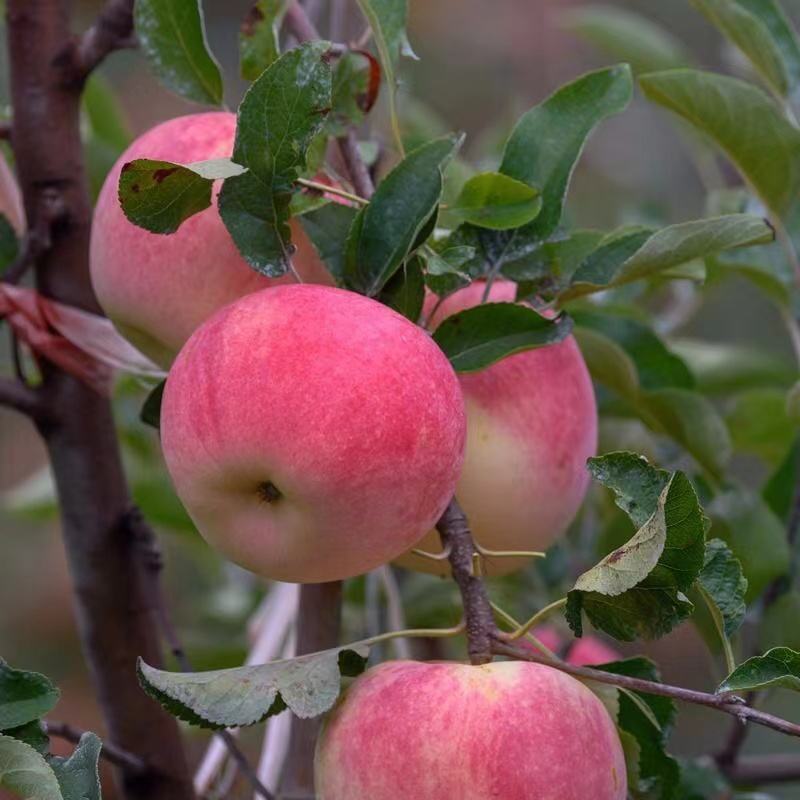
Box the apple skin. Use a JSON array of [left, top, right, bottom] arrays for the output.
[[90, 111, 331, 367], [315, 659, 627, 800], [160, 284, 467, 583], [396, 280, 597, 576]]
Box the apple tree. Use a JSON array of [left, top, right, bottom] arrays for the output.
[[1, 0, 800, 798]]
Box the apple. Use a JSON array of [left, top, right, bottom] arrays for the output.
[[521, 626, 621, 665], [160, 284, 467, 583], [396, 279, 597, 576], [89, 111, 332, 367], [315, 659, 627, 799]]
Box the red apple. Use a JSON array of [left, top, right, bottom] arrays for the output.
[[90, 111, 331, 366], [160, 284, 466, 583], [315, 659, 627, 799], [396, 279, 597, 576]]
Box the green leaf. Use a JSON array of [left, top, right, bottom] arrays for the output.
[[50, 733, 102, 800], [761, 591, 800, 651], [642, 388, 733, 481], [5, 722, 49, 755], [355, 0, 413, 151], [328, 51, 378, 135], [709, 492, 790, 601], [578, 471, 706, 596], [140, 380, 165, 430], [344, 135, 462, 295], [0, 213, 19, 273], [298, 203, 358, 284], [82, 74, 133, 199], [568, 469, 706, 642], [572, 311, 694, 391], [500, 65, 633, 240], [0, 734, 62, 800], [576, 330, 732, 479], [727, 387, 796, 466], [718, 647, 800, 692], [562, 215, 774, 301], [355, 0, 414, 84], [679, 759, 730, 800], [0, 661, 60, 731], [219, 41, 332, 276], [432, 303, 573, 373], [562, 5, 689, 75], [450, 172, 542, 230], [763, 436, 800, 521], [595, 658, 679, 798], [239, 0, 288, 80], [691, 0, 790, 97], [377, 256, 425, 321], [118, 159, 213, 234], [83, 74, 132, 153], [698, 538, 748, 637], [736, 0, 800, 99], [137, 644, 370, 729], [588, 452, 670, 528], [502, 229, 604, 286], [639, 69, 800, 214], [422, 246, 473, 297], [135, 0, 224, 106], [673, 339, 795, 395]]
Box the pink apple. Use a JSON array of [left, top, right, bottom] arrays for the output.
[[90, 111, 332, 367], [396, 279, 597, 576], [315, 659, 627, 799], [568, 636, 620, 666], [160, 284, 466, 583], [520, 627, 621, 665]]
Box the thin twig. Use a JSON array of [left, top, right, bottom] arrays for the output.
[[74, 0, 136, 78], [721, 753, 800, 785], [0, 375, 41, 417], [43, 720, 148, 776], [4, 187, 67, 285], [337, 130, 375, 199], [493, 641, 800, 738], [436, 498, 497, 664], [124, 508, 276, 800], [283, 2, 376, 199]]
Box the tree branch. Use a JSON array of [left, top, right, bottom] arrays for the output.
[[721, 753, 800, 785], [43, 720, 148, 777], [493, 641, 800, 739], [74, 0, 136, 78], [123, 507, 276, 800], [437, 498, 497, 665], [0, 375, 42, 417]]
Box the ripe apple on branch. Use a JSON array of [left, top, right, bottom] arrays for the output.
[[2, 1, 800, 800]]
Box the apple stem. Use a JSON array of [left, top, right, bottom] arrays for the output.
[[505, 597, 568, 642], [436, 497, 498, 665]]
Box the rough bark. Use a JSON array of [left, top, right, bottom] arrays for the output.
[[5, 3, 194, 798]]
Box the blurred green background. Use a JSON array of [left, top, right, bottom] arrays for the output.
[[2, 1, 800, 798]]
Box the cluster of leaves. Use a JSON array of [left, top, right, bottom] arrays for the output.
[[0, 660, 103, 800]]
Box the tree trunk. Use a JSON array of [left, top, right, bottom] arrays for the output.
[[5, 2, 194, 798]]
